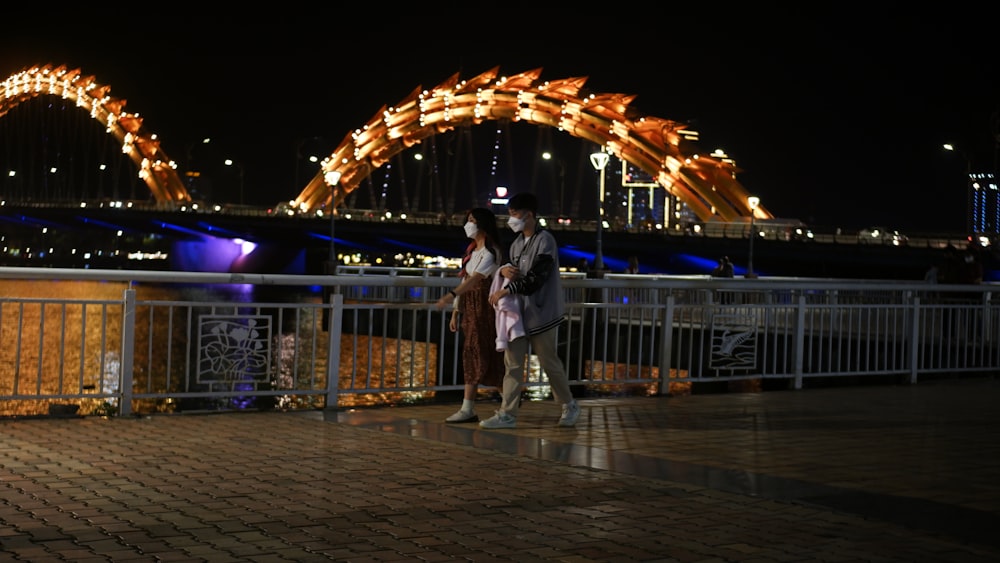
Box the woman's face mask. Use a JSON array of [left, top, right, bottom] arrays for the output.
[[463, 221, 478, 239], [507, 216, 525, 233]]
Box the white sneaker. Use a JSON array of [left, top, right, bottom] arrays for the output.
[[479, 410, 516, 429], [558, 401, 580, 427], [445, 410, 478, 423]]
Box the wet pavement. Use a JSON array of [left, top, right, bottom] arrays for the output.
[[1, 377, 998, 561]]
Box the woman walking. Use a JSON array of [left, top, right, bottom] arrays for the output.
[[435, 208, 506, 422]]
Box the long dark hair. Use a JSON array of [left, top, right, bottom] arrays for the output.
[[460, 207, 504, 277]]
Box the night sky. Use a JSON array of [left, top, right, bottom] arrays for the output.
[[2, 6, 996, 234]]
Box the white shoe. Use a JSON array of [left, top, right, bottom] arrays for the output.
[[445, 410, 478, 423], [558, 401, 580, 427], [479, 410, 516, 429]]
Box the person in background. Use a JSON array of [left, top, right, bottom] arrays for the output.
[[712, 256, 735, 277], [923, 264, 939, 284], [625, 255, 640, 274], [435, 207, 505, 423], [938, 244, 961, 284], [483, 192, 580, 429], [961, 242, 984, 284], [939, 243, 982, 285]]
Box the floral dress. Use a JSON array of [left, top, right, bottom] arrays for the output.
[[457, 247, 504, 387]]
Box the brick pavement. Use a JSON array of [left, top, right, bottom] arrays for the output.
[[1, 377, 998, 562]]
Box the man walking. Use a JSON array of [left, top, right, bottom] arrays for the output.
[[483, 193, 580, 428]]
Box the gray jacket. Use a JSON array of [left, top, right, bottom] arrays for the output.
[[503, 229, 566, 335]]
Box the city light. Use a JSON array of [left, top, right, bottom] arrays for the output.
[[589, 150, 610, 273], [324, 170, 343, 270], [746, 196, 760, 279]]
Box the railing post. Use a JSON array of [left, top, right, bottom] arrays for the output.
[[119, 287, 136, 416], [982, 291, 992, 345], [657, 294, 675, 396], [793, 294, 806, 389], [324, 292, 344, 409], [909, 294, 920, 384]]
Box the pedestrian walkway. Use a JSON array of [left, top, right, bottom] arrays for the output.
[[1, 377, 998, 562]]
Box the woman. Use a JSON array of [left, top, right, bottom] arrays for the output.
[[434, 208, 506, 423]]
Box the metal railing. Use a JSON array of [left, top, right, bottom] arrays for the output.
[[1, 267, 996, 418]]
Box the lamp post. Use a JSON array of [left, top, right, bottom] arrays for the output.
[[542, 151, 566, 217], [224, 159, 244, 205], [324, 170, 342, 274], [746, 196, 760, 279], [295, 137, 329, 193], [184, 137, 211, 198], [589, 150, 610, 273], [943, 143, 973, 234]]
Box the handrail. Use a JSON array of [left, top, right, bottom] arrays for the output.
[[0, 266, 996, 418]]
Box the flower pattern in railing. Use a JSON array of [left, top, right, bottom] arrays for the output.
[[198, 315, 272, 386]]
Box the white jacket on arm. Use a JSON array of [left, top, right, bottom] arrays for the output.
[[491, 268, 525, 351]]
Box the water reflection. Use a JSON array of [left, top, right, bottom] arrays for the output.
[[0, 279, 445, 417], [1, 280, 667, 418], [1, 279, 129, 417], [1, 280, 313, 416]]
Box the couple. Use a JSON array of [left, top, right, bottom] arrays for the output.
[[435, 193, 580, 429]]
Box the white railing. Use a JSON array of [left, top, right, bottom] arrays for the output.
[[0, 267, 996, 418]]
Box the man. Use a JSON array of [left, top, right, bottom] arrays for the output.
[[712, 256, 734, 278], [483, 193, 580, 429]]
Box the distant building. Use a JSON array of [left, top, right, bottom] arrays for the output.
[[970, 172, 999, 236]]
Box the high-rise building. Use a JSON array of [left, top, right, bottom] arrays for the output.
[[970, 172, 999, 236]]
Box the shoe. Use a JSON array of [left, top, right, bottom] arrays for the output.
[[445, 410, 478, 423], [479, 410, 516, 429], [558, 401, 580, 427]]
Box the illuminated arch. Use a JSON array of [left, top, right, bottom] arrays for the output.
[[297, 67, 772, 223], [0, 64, 192, 204]]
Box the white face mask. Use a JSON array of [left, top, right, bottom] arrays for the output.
[[507, 216, 525, 233], [463, 221, 478, 239]]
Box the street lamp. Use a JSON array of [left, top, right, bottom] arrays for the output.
[[542, 151, 566, 217], [184, 138, 211, 198], [746, 196, 760, 279], [943, 143, 973, 234], [224, 159, 244, 205], [324, 170, 342, 273], [295, 137, 329, 192], [589, 150, 610, 273]]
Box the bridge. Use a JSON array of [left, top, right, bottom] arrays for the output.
[[0, 63, 984, 279], [1, 64, 772, 217], [0, 197, 979, 280]]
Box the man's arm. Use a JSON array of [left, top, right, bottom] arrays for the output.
[[506, 253, 554, 295]]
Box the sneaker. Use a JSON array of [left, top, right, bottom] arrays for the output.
[[558, 401, 580, 427], [445, 410, 478, 423], [479, 410, 516, 429]]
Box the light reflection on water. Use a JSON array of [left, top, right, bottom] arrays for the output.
[[1, 280, 663, 417], [0, 279, 406, 418], [1, 279, 130, 417]]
